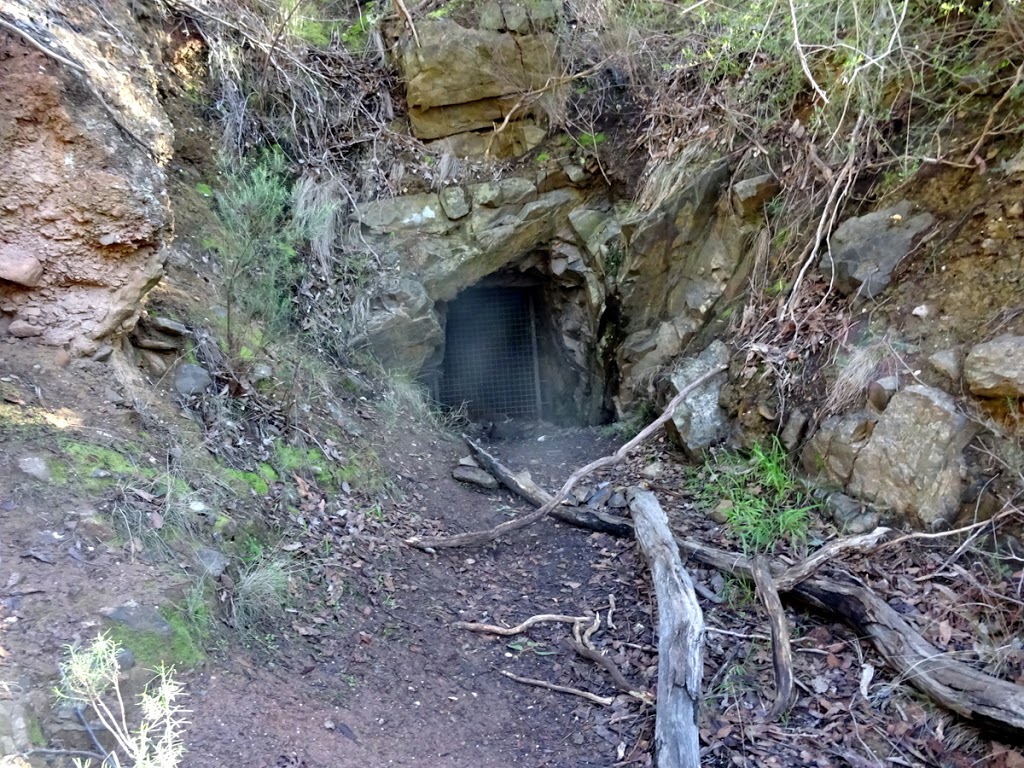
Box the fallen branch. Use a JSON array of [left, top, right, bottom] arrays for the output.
[[453, 614, 590, 636], [775, 527, 892, 591], [567, 639, 654, 705], [463, 436, 634, 537], [628, 489, 703, 768], [405, 365, 726, 550], [500, 670, 613, 706], [751, 555, 795, 719], [679, 538, 1024, 738]]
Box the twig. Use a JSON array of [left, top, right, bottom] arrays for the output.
[[0, 17, 85, 71], [751, 555, 795, 718], [500, 669, 614, 706], [392, 0, 420, 48], [964, 58, 1024, 163], [22, 748, 108, 761], [566, 639, 654, 705], [786, 0, 829, 105], [453, 614, 590, 635], [405, 365, 727, 550], [775, 527, 892, 591]]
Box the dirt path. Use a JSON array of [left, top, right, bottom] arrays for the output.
[[183, 425, 649, 768]]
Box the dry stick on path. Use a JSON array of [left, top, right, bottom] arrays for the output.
[[499, 670, 614, 707], [463, 435, 635, 537], [628, 488, 703, 768], [453, 613, 590, 636], [751, 555, 795, 718], [405, 365, 727, 551]]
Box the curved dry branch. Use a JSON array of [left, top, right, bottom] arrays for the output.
[[404, 365, 726, 550]]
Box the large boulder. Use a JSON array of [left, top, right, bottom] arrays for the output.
[[359, 279, 443, 372], [616, 162, 760, 401], [820, 202, 934, 299], [964, 335, 1024, 397], [847, 385, 974, 527], [663, 341, 730, 456], [801, 411, 876, 487], [400, 20, 559, 151]]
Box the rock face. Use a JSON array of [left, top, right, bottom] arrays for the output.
[[964, 335, 1024, 397], [616, 163, 764, 405], [847, 385, 973, 527], [819, 202, 934, 299], [0, 4, 172, 356], [399, 16, 558, 157]]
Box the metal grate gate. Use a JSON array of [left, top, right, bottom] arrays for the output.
[[438, 286, 542, 419]]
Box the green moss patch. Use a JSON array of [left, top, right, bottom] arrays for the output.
[[106, 608, 205, 671], [58, 440, 156, 490]]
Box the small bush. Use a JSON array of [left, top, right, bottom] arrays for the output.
[[700, 437, 816, 553], [56, 633, 189, 768], [206, 146, 335, 361], [230, 557, 295, 637]]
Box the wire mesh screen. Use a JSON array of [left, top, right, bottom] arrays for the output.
[[439, 286, 541, 419]]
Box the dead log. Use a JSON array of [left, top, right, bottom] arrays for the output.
[[463, 435, 634, 537], [680, 539, 1024, 738], [405, 365, 725, 550], [628, 488, 703, 768], [750, 555, 795, 718], [446, 439, 1024, 736]]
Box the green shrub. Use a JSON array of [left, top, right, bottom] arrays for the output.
[[206, 146, 335, 361], [699, 437, 816, 553], [56, 633, 189, 768]]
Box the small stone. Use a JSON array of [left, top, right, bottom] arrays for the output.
[[911, 304, 930, 318], [710, 500, 731, 524], [78, 514, 116, 542], [641, 461, 664, 479], [846, 511, 879, 534], [251, 363, 273, 383], [780, 409, 808, 449], [457, 455, 479, 468], [7, 320, 42, 338], [138, 349, 172, 377], [196, 547, 230, 579], [824, 493, 863, 526], [981, 238, 1000, 253], [439, 187, 470, 220], [928, 349, 961, 381], [104, 602, 173, 637], [607, 491, 627, 509], [92, 344, 114, 362], [148, 317, 189, 336], [133, 335, 180, 352], [0, 245, 44, 287], [451, 466, 498, 489], [116, 648, 136, 670], [53, 348, 71, 367], [1007, 201, 1023, 218], [174, 364, 213, 396], [965, 335, 1024, 397], [103, 387, 125, 406], [17, 456, 50, 482], [866, 381, 891, 412]]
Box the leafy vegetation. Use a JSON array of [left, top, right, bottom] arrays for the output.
[[205, 146, 333, 361], [694, 437, 817, 553]]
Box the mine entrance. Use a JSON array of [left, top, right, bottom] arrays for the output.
[[438, 285, 542, 420]]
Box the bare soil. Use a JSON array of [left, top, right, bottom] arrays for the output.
[[3, 338, 1022, 768]]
